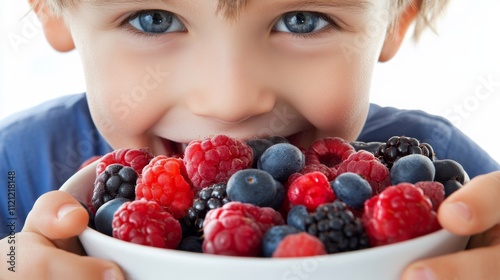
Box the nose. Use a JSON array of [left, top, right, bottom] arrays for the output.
[[184, 43, 276, 123]]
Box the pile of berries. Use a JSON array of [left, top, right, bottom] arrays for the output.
[[84, 134, 466, 258]]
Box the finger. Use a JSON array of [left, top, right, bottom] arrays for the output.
[[23, 190, 89, 252], [401, 245, 500, 280], [8, 232, 124, 280], [438, 171, 500, 235]]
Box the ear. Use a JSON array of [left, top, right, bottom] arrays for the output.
[[30, 0, 75, 52], [378, 1, 419, 62]]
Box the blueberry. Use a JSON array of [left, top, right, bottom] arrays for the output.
[[95, 197, 130, 236], [331, 172, 372, 209], [350, 141, 384, 154], [177, 236, 203, 253], [266, 136, 289, 144], [269, 181, 285, 210], [257, 143, 305, 182], [443, 179, 462, 197], [391, 154, 436, 185], [433, 159, 466, 184], [246, 139, 273, 168], [262, 225, 300, 257], [227, 169, 277, 207], [287, 205, 309, 231]]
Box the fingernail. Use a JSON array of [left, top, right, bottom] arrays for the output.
[[408, 266, 436, 280], [445, 201, 472, 222], [58, 204, 81, 220], [103, 268, 120, 280]]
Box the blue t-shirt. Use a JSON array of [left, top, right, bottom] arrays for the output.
[[1, 93, 499, 237]]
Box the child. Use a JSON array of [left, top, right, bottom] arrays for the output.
[[1, 0, 500, 279]]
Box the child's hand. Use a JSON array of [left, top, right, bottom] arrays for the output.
[[402, 171, 500, 280], [0, 191, 124, 280]]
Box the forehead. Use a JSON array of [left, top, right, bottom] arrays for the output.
[[81, 0, 373, 18]]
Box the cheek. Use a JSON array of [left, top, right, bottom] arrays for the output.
[[81, 46, 175, 146]]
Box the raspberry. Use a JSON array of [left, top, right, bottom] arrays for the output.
[[202, 204, 265, 256], [183, 135, 253, 190], [91, 164, 138, 212], [336, 150, 391, 194], [112, 200, 182, 249], [96, 148, 154, 176], [203, 202, 284, 256], [362, 183, 441, 246], [136, 156, 194, 219], [299, 163, 337, 181], [415, 181, 445, 211], [374, 136, 435, 169], [272, 233, 327, 258], [287, 171, 335, 212], [305, 137, 355, 169], [305, 200, 370, 253]]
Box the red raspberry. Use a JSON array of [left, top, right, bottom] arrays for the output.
[[183, 135, 253, 190], [96, 148, 154, 176], [272, 233, 327, 258], [336, 150, 390, 194], [202, 202, 284, 256], [112, 200, 181, 249], [415, 181, 445, 211], [299, 163, 337, 181], [136, 156, 194, 219], [305, 137, 355, 169], [362, 183, 441, 246], [287, 172, 336, 212]]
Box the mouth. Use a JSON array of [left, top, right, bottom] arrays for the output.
[[159, 132, 307, 158]]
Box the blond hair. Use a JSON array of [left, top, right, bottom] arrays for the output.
[[36, 0, 449, 39]]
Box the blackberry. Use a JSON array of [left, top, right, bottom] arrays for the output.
[[183, 183, 230, 235], [91, 164, 138, 211], [305, 200, 369, 254], [374, 136, 435, 169]]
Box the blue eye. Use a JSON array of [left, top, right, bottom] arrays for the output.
[[129, 10, 185, 34], [274, 12, 330, 34]]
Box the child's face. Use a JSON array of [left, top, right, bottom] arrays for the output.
[[65, 0, 393, 155]]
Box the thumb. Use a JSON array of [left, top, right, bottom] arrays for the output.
[[23, 190, 89, 248]]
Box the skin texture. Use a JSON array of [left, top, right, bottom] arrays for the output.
[[1, 1, 500, 279]]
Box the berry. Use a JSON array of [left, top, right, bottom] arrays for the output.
[[288, 172, 335, 212], [184, 183, 230, 235], [136, 156, 194, 219], [204, 202, 284, 235], [415, 181, 445, 211], [94, 197, 130, 236], [262, 225, 301, 257], [227, 169, 279, 207], [178, 236, 203, 253], [287, 205, 309, 231], [305, 137, 355, 169], [267, 136, 289, 144], [374, 136, 435, 169], [112, 200, 182, 249], [391, 154, 435, 185], [272, 233, 327, 258], [305, 200, 370, 254], [433, 159, 466, 184], [91, 164, 138, 212], [350, 141, 384, 154], [183, 134, 253, 190], [299, 163, 337, 181], [331, 172, 373, 209], [202, 201, 284, 257], [363, 183, 440, 246], [257, 143, 305, 182], [79, 201, 96, 229], [443, 180, 462, 197], [96, 148, 154, 176], [336, 150, 391, 194], [246, 138, 273, 168], [269, 181, 285, 210]]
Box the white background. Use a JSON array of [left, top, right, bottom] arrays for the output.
[[1, 1, 500, 164]]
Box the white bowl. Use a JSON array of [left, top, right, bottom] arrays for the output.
[[61, 161, 469, 280]]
